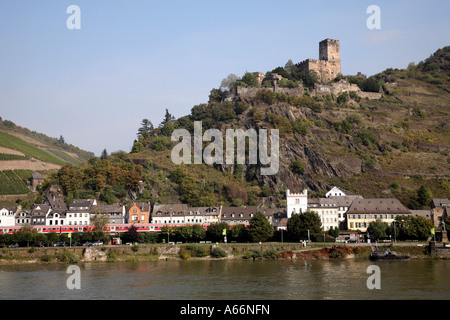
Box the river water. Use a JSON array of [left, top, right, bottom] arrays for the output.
[[0, 259, 449, 300]]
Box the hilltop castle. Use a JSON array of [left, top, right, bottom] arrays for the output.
[[297, 38, 341, 82], [227, 38, 382, 101]]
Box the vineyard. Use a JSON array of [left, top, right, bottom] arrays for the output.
[[0, 170, 31, 195], [0, 131, 66, 165]]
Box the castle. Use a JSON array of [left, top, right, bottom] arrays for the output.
[[297, 38, 341, 82], [228, 38, 382, 101]]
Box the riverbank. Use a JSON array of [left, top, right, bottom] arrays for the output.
[[1, 242, 447, 265]]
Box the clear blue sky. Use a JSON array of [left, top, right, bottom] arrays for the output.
[[0, 0, 449, 155]]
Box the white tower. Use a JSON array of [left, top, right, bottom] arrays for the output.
[[286, 189, 308, 218]]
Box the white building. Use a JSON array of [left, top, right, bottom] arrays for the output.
[[286, 189, 308, 218], [325, 186, 348, 198], [307, 198, 339, 231], [46, 211, 66, 226], [66, 199, 96, 226], [0, 207, 16, 227]]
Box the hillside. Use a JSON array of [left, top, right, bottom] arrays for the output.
[[0, 118, 95, 197], [46, 46, 450, 210]]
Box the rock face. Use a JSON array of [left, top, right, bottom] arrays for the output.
[[82, 247, 108, 262]]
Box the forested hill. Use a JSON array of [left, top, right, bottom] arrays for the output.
[[49, 46, 450, 210]]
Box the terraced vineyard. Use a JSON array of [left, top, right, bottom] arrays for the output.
[[0, 170, 31, 195], [0, 130, 66, 165]]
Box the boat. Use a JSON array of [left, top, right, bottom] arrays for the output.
[[369, 249, 410, 261]]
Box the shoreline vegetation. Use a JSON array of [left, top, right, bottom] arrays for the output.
[[0, 242, 446, 265]]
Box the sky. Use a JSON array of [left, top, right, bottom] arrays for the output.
[[0, 0, 449, 156]]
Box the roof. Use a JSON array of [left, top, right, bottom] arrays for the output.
[[410, 210, 432, 220], [92, 204, 124, 214], [32, 173, 44, 180], [152, 204, 190, 216], [308, 197, 339, 208], [431, 199, 450, 208], [221, 206, 280, 220], [328, 195, 364, 207], [130, 202, 150, 212], [347, 199, 410, 215]]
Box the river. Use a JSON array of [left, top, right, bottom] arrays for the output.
[[0, 259, 449, 300]]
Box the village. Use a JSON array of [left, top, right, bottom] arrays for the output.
[[0, 183, 448, 245]]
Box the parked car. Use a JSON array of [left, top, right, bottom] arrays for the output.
[[345, 239, 358, 243], [53, 242, 65, 247], [89, 241, 103, 246], [8, 243, 19, 248]]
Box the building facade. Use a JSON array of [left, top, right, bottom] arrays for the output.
[[128, 202, 151, 224], [346, 198, 411, 232], [286, 189, 308, 218]]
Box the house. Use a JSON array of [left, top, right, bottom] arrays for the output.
[[286, 189, 308, 218], [346, 198, 411, 232], [91, 204, 126, 225], [221, 207, 257, 225], [151, 204, 190, 225], [15, 209, 31, 226], [325, 186, 348, 198], [128, 202, 151, 224], [46, 210, 66, 226], [66, 199, 96, 226], [221, 206, 279, 226], [31, 173, 44, 191], [30, 204, 51, 226], [45, 194, 68, 211], [307, 198, 339, 231], [0, 207, 17, 227]]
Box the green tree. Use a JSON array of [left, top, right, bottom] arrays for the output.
[[206, 222, 229, 242], [137, 119, 154, 138], [241, 72, 259, 87], [367, 220, 388, 241], [192, 224, 206, 242], [247, 211, 274, 242], [287, 211, 322, 241], [416, 186, 433, 208], [289, 159, 305, 175]]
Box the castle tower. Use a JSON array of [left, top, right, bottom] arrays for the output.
[[319, 39, 341, 81], [319, 39, 340, 63], [297, 39, 341, 83]]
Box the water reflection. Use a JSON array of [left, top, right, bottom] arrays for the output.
[[0, 260, 449, 300]]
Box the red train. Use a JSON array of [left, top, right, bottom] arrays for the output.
[[0, 223, 215, 235]]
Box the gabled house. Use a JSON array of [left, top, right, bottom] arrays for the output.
[[66, 199, 96, 226], [128, 202, 151, 224], [91, 204, 126, 225], [151, 204, 190, 225], [15, 209, 31, 226], [325, 186, 348, 198], [30, 204, 51, 226], [0, 206, 17, 227]]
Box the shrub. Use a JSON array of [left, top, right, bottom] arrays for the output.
[[186, 245, 209, 257], [263, 248, 277, 260], [210, 247, 228, 258], [57, 250, 80, 264]]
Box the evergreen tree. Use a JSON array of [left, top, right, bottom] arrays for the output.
[[137, 119, 154, 138], [247, 211, 274, 242]]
